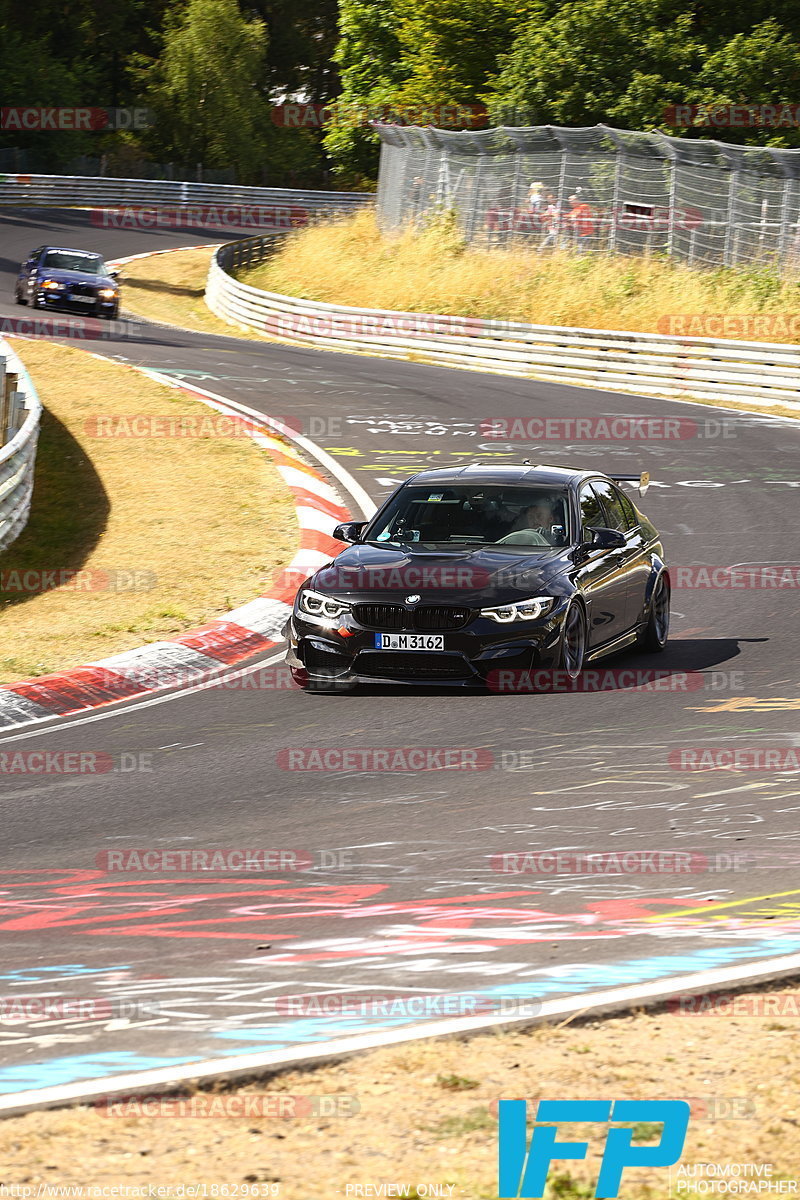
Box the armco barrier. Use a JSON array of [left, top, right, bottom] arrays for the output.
[[205, 234, 800, 409], [0, 173, 373, 215], [0, 339, 42, 552]]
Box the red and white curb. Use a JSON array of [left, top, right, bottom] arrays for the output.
[[0, 353, 374, 731]]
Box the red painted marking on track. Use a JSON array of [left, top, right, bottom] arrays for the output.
[[4, 666, 143, 711], [0, 873, 702, 955], [298, 528, 346, 556], [288, 487, 350, 520], [169, 621, 272, 663]]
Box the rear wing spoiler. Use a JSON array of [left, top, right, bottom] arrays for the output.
[[608, 471, 650, 497]]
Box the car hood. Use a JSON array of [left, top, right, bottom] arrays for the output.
[[36, 267, 116, 287], [310, 542, 571, 607]]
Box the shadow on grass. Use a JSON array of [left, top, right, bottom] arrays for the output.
[[124, 276, 203, 298], [0, 407, 109, 610]]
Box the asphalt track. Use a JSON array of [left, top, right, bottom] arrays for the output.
[[0, 206, 799, 1101]]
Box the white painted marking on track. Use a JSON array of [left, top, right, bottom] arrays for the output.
[[6, 949, 800, 1116]]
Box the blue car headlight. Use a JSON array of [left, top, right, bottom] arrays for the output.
[[479, 596, 554, 623]]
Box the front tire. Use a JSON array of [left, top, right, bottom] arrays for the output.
[[14, 285, 26, 306], [638, 573, 670, 652], [557, 602, 586, 680]]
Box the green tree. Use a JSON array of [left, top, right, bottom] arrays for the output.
[[322, 0, 408, 184], [394, 0, 527, 108], [250, 0, 341, 103], [144, 0, 270, 180], [486, 0, 704, 129], [693, 20, 800, 145]]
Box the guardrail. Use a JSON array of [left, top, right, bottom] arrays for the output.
[[0, 173, 374, 214], [0, 340, 42, 553], [206, 235, 800, 408]]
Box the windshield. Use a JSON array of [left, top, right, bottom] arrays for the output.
[[366, 485, 571, 549], [42, 251, 105, 274]]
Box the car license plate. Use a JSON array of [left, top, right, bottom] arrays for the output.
[[69, 295, 94, 304], [376, 633, 444, 650]]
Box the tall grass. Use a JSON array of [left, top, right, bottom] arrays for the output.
[[240, 210, 800, 341]]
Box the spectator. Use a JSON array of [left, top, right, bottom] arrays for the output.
[[538, 191, 562, 252], [567, 193, 596, 253], [527, 181, 545, 214]]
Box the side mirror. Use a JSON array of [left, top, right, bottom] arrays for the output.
[[108, 268, 120, 279], [332, 521, 366, 543], [587, 526, 626, 549]]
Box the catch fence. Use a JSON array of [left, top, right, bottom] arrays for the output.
[[375, 123, 800, 271]]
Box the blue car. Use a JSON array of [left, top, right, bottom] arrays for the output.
[[14, 245, 120, 318]]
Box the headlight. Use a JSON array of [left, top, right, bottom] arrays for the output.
[[297, 587, 351, 627], [98, 288, 117, 298], [40, 279, 63, 290], [480, 596, 554, 623]]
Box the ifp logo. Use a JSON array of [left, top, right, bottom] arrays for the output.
[[498, 1099, 690, 1197]]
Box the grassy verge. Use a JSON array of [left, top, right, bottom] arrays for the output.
[[0, 341, 297, 683], [239, 210, 800, 342], [1, 983, 798, 1196], [118, 246, 267, 340]]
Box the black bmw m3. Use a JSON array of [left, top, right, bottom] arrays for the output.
[[285, 464, 670, 691]]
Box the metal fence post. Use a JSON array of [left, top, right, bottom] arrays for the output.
[[722, 170, 738, 268], [465, 153, 484, 241], [608, 150, 623, 253], [666, 159, 678, 259], [777, 179, 793, 271]]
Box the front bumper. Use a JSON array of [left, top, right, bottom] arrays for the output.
[[37, 289, 118, 315], [285, 607, 565, 687]]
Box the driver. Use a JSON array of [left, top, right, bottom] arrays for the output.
[[511, 496, 557, 535]]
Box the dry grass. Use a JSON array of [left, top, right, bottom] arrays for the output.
[[240, 210, 800, 341], [0, 341, 297, 683], [1, 988, 799, 1196], [118, 246, 267, 340]]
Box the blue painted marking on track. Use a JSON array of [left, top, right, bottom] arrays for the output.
[[4, 938, 800, 1094], [210, 935, 800, 1051], [0, 1053, 196, 1093], [0, 965, 130, 982]]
